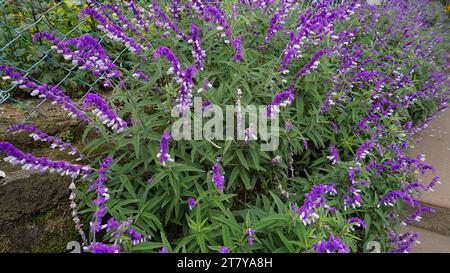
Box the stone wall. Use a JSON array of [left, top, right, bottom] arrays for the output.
[[0, 100, 85, 252]]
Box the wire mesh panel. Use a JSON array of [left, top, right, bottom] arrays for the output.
[[0, 0, 134, 120]]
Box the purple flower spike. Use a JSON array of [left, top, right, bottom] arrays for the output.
[[210, 159, 225, 192], [407, 207, 434, 223], [246, 228, 255, 246], [0, 141, 92, 179], [157, 131, 173, 166], [303, 139, 309, 150], [128, 228, 145, 245], [90, 242, 120, 253], [231, 36, 242, 61], [285, 121, 293, 130], [7, 124, 85, 161], [83, 93, 127, 132], [151, 1, 188, 41], [267, 87, 295, 117], [80, 8, 143, 53], [327, 144, 338, 165], [292, 184, 337, 226], [347, 217, 367, 231], [132, 69, 150, 81], [313, 235, 349, 253], [159, 247, 168, 253], [175, 65, 196, 116], [218, 246, 229, 253], [89, 157, 113, 233], [189, 23, 205, 70], [56, 35, 121, 85], [32, 32, 60, 44], [0, 65, 88, 123], [154, 46, 183, 80], [343, 187, 362, 210], [389, 231, 419, 253], [294, 49, 329, 78]]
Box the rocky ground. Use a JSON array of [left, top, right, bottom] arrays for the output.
[[0, 99, 85, 252]]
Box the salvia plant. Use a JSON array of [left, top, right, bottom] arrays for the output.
[[0, 0, 449, 253]]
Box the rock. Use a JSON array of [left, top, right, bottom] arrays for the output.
[[0, 169, 72, 228], [0, 203, 79, 253], [0, 168, 79, 252], [0, 100, 89, 252]]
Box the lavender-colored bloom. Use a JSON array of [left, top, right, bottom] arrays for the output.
[[202, 99, 212, 113], [128, 228, 144, 245], [89, 157, 113, 233], [199, 77, 212, 93], [347, 217, 367, 231], [90, 242, 120, 253], [327, 144, 338, 165], [231, 3, 237, 21], [313, 235, 349, 253], [32, 31, 60, 44], [189, 23, 205, 70], [354, 140, 373, 161], [34, 33, 121, 86], [0, 141, 92, 179], [343, 187, 362, 210], [187, 198, 196, 210], [303, 139, 309, 150], [159, 247, 168, 253], [83, 93, 127, 132], [347, 167, 356, 183], [267, 87, 295, 117], [389, 230, 419, 253], [330, 121, 339, 133], [106, 218, 119, 232], [80, 8, 143, 53], [157, 131, 173, 166], [292, 184, 337, 225], [0, 65, 88, 122], [246, 228, 255, 246], [7, 124, 85, 161], [294, 49, 329, 78], [211, 160, 225, 192], [176, 66, 196, 116], [219, 246, 229, 253], [154, 47, 196, 116], [154, 46, 183, 80], [424, 176, 441, 192], [231, 36, 242, 61], [244, 124, 257, 144], [151, 1, 188, 41], [124, 0, 149, 32], [132, 69, 149, 81], [378, 190, 420, 208], [169, 0, 181, 20], [284, 120, 293, 130], [406, 207, 434, 223], [205, 6, 232, 42], [265, 0, 294, 42]]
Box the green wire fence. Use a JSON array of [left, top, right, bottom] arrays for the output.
[[0, 0, 134, 120]]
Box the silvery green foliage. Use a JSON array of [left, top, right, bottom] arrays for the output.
[[0, 0, 449, 253]]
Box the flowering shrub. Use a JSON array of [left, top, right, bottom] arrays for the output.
[[0, 0, 449, 253]]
